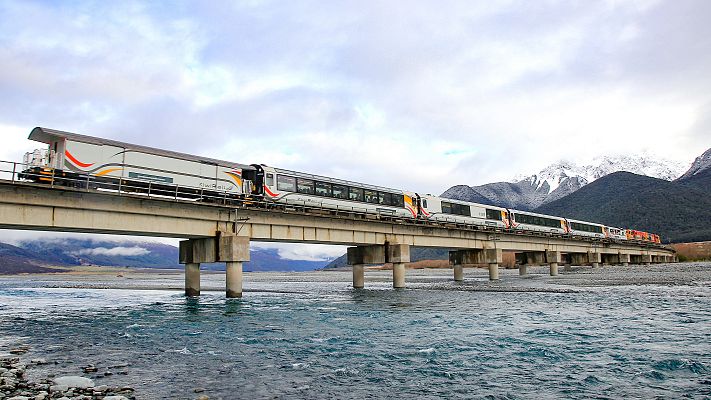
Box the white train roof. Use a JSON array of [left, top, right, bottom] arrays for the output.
[[272, 166, 405, 194], [509, 209, 565, 220], [421, 194, 507, 210], [29, 127, 254, 170], [566, 218, 605, 227]]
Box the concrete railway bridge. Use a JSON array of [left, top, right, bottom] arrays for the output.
[[0, 180, 676, 297]]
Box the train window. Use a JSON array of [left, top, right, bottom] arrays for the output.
[[266, 173, 274, 186], [441, 202, 452, 214], [315, 181, 332, 197], [348, 187, 364, 202], [364, 189, 378, 204], [332, 184, 347, 199], [570, 222, 603, 233], [392, 195, 404, 208], [276, 175, 296, 192], [379, 192, 392, 206], [422, 199, 428, 208], [296, 178, 315, 194], [486, 209, 502, 220]]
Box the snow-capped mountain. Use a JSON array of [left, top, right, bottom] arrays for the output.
[[678, 148, 711, 180], [442, 154, 689, 211], [521, 155, 687, 194]]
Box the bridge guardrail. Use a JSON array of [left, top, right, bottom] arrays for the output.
[[0, 159, 672, 251]]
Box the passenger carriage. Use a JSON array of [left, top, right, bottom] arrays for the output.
[[249, 165, 413, 218], [415, 194, 508, 229], [565, 218, 606, 239], [507, 210, 568, 234], [604, 226, 628, 241]]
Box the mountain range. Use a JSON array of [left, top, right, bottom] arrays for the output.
[[0, 239, 329, 274], [442, 147, 711, 244], [536, 168, 711, 243], [442, 154, 688, 210]]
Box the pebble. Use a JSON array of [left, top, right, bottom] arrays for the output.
[[52, 376, 94, 389], [1, 355, 137, 400], [196, 396, 209, 400]]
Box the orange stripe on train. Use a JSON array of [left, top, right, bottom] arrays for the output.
[[96, 168, 122, 176]]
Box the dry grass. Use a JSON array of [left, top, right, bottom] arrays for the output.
[[671, 241, 711, 261]]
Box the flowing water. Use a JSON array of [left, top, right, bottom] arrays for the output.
[[0, 265, 710, 399]]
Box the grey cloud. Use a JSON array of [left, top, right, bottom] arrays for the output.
[[0, 0, 708, 186]]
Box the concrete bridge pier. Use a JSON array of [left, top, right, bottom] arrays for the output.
[[347, 245, 386, 288], [602, 253, 619, 266], [220, 235, 250, 298], [179, 237, 216, 297], [352, 265, 365, 288], [546, 251, 561, 276], [641, 254, 652, 265], [389, 244, 410, 289], [520, 252, 545, 276], [449, 249, 502, 281], [570, 253, 586, 267], [453, 264, 464, 282], [619, 253, 631, 266], [184, 263, 200, 297], [519, 264, 527, 276], [589, 252, 601, 268], [180, 234, 250, 298]]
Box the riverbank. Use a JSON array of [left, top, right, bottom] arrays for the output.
[[1, 262, 709, 293]]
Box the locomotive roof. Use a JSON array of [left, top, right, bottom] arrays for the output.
[[29, 127, 254, 170]]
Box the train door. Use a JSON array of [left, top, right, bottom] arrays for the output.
[[253, 164, 264, 195], [51, 138, 66, 170], [414, 193, 422, 216], [503, 209, 512, 229]]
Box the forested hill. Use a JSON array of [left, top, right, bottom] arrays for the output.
[[535, 170, 711, 243]]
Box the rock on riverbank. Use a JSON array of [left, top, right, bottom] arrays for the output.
[[0, 356, 135, 400]]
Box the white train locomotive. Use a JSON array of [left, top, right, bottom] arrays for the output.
[[19, 127, 662, 244]]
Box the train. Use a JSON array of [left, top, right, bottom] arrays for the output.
[[18, 127, 663, 244]]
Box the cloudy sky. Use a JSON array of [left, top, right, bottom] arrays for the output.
[[1, 0, 709, 260]]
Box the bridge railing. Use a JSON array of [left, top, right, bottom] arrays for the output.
[[0, 159, 669, 249]]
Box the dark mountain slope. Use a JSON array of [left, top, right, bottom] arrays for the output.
[[535, 172, 711, 243], [677, 166, 711, 194], [0, 243, 65, 274]]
